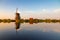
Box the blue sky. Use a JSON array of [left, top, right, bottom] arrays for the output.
[[0, 0, 60, 19]]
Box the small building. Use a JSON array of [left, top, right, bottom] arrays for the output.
[[29, 18, 33, 24], [29, 18, 33, 20]]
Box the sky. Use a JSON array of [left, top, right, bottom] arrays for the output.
[[0, 0, 60, 19]]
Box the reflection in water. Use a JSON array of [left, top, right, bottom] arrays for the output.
[[15, 22, 21, 35], [1, 23, 60, 40], [15, 22, 20, 30]]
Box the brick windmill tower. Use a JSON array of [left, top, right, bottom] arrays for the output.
[[15, 8, 21, 23]]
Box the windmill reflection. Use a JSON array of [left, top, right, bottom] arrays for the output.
[[15, 22, 21, 35], [15, 22, 21, 31], [15, 22, 21, 37]]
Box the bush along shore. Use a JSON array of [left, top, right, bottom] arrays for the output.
[[0, 19, 60, 23]]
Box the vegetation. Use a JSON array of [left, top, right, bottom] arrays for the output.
[[0, 19, 60, 23], [0, 19, 2, 23]]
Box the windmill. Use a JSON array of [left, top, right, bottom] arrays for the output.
[[15, 8, 21, 23]]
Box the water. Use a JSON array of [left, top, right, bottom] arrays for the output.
[[0, 22, 60, 40]]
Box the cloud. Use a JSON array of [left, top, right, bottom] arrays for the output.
[[21, 8, 60, 19], [53, 9, 60, 13], [39, 8, 60, 14], [0, 8, 60, 19], [22, 11, 35, 14], [22, 8, 60, 14]]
